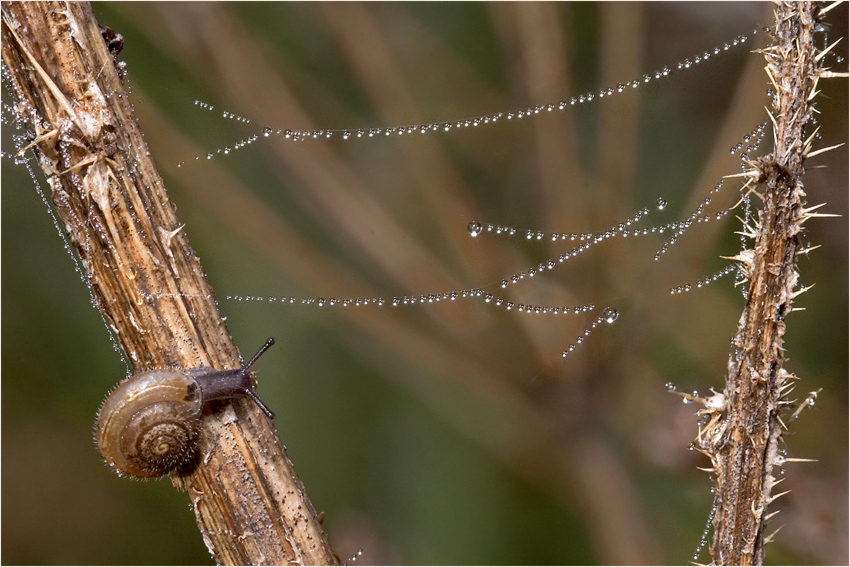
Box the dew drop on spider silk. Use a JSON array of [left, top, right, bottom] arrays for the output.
[[601, 307, 619, 324], [467, 221, 483, 237], [656, 198, 667, 210], [263, 127, 273, 137]]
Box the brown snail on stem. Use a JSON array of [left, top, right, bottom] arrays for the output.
[[95, 337, 276, 479]]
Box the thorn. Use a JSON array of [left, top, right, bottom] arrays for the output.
[[764, 510, 781, 522], [742, 178, 765, 201], [778, 383, 795, 396], [4, 23, 79, 130], [721, 249, 755, 272], [784, 457, 818, 463], [802, 126, 821, 149], [723, 171, 758, 180], [806, 142, 845, 159], [805, 211, 841, 219], [796, 245, 822, 257], [819, 70, 850, 78], [765, 65, 781, 94], [16, 128, 59, 156], [767, 489, 791, 504], [790, 283, 815, 298], [764, 525, 783, 544], [730, 180, 765, 209], [765, 107, 779, 148], [669, 389, 705, 404], [801, 202, 828, 213], [808, 74, 822, 103], [801, 202, 840, 218], [696, 466, 715, 472], [733, 218, 759, 239], [815, 38, 843, 63], [818, 0, 843, 16], [787, 389, 821, 422], [58, 154, 99, 175]]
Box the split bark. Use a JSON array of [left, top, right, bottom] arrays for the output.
[[1, 2, 337, 564], [694, 3, 827, 565]]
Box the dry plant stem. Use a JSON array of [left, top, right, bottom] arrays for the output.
[[706, 3, 820, 565], [1, 2, 336, 565]]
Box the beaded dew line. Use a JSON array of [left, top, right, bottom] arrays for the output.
[[654, 122, 768, 261], [3, 147, 131, 369], [179, 28, 760, 166]]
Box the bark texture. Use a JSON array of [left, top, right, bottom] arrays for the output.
[[1, 2, 336, 564], [694, 3, 825, 565]]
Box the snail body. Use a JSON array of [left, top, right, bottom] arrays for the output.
[[96, 338, 276, 478]]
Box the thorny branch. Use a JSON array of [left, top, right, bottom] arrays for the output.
[[680, 3, 838, 565], [1, 2, 336, 564]]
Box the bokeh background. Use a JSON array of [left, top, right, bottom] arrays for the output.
[[3, 2, 847, 564]]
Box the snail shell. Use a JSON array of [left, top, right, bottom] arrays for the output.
[[96, 338, 276, 479], [96, 370, 203, 478]]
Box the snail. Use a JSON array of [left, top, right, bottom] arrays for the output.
[[96, 337, 276, 478]]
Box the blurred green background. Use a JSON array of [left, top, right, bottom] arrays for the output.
[[3, 2, 847, 564]]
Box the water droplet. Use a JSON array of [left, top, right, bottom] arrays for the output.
[[656, 198, 667, 210], [601, 307, 619, 323], [467, 221, 483, 237], [263, 127, 273, 137]]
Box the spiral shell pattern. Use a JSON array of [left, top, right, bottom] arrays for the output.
[[96, 370, 202, 478]]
